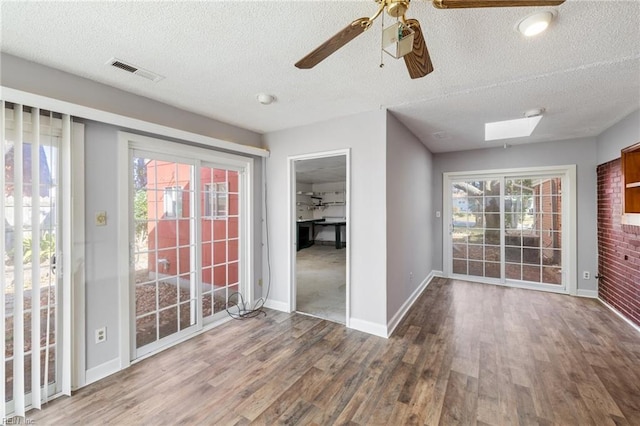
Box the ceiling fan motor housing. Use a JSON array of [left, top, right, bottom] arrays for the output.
[[386, 0, 410, 18]]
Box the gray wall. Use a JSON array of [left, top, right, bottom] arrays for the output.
[[1, 53, 262, 148], [432, 137, 599, 292], [263, 110, 389, 331], [386, 113, 433, 322], [596, 109, 640, 164]]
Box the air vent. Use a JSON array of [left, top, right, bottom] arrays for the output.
[[106, 58, 165, 82]]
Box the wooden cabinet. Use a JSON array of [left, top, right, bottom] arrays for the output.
[[622, 142, 640, 225]]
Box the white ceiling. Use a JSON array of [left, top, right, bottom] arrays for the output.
[[1, 1, 639, 153]]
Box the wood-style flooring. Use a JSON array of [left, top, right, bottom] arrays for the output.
[[27, 278, 640, 425]]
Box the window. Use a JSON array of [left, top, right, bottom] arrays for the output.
[[163, 186, 182, 218], [203, 183, 228, 218]]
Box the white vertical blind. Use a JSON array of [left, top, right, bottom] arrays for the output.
[[2, 103, 72, 417], [0, 101, 5, 420], [30, 108, 42, 410], [13, 105, 26, 417]]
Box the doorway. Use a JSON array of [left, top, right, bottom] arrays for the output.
[[289, 150, 350, 325]]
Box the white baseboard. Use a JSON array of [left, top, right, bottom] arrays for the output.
[[576, 289, 598, 298], [387, 272, 435, 336], [598, 298, 640, 334], [85, 358, 121, 386], [432, 270, 444, 277], [263, 299, 290, 312], [348, 317, 388, 338]]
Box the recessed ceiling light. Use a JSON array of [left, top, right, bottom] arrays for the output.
[[257, 93, 276, 105], [516, 11, 556, 37]]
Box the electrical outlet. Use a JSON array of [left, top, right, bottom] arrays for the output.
[[583, 271, 590, 280], [409, 272, 414, 282], [436, 211, 441, 218], [95, 327, 107, 344]]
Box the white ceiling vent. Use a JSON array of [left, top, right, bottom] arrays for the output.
[[106, 58, 164, 82]]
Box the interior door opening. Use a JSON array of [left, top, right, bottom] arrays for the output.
[[292, 154, 348, 324]]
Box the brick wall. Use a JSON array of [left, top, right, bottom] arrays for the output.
[[597, 158, 640, 327]]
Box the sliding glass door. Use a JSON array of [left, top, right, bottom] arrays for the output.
[[3, 104, 68, 416], [129, 142, 248, 360], [446, 168, 572, 293]]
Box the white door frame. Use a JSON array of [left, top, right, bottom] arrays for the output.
[[443, 165, 577, 295], [287, 149, 351, 326], [117, 131, 254, 365]]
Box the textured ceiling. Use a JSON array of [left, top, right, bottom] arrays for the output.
[[1, 0, 639, 153], [296, 156, 347, 184]]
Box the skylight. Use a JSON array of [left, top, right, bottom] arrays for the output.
[[485, 116, 543, 141]]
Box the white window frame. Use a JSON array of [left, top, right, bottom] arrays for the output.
[[443, 165, 577, 295], [117, 132, 253, 365]]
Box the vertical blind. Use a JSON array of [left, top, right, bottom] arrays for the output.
[[1, 101, 71, 418]]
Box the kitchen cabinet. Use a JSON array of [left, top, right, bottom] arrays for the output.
[[622, 142, 640, 226]]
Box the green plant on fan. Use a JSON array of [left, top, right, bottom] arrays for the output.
[[23, 232, 56, 264]]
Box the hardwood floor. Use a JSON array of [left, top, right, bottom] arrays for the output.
[[27, 278, 640, 425]]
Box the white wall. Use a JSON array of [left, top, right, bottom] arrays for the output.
[[596, 109, 640, 164], [263, 110, 388, 333], [312, 182, 347, 243], [386, 113, 434, 323], [295, 182, 314, 221], [431, 137, 599, 292]]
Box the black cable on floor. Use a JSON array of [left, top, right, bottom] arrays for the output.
[[226, 157, 272, 320]]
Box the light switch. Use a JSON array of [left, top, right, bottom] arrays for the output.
[[95, 211, 107, 226]]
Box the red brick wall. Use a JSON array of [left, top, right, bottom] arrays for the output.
[[597, 158, 640, 327]]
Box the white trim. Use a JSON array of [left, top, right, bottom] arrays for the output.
[[0, 100, 4, 419], [0, 86, 269, 158], [71, 122, 86, 390], [598, 298, 640, 334], [287, 149, 351, 327], [566, 165, 578, 295], [349, 318, 388, 338], [387, 272, 435, 336], [576, 289, 598, 298], [61, 114, 73, 396], [263, 299, 290, 312], [116, 134, 131, 370], [432, 270, 444, 277], [85, 358, 121, 386]]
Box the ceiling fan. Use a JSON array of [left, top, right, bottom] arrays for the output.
[[295, 0, 565, 79]]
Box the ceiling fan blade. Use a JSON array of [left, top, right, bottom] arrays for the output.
[[403, 19, 434, 79], [432, 0, 564, 8], [295, 17, 370, 69]]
